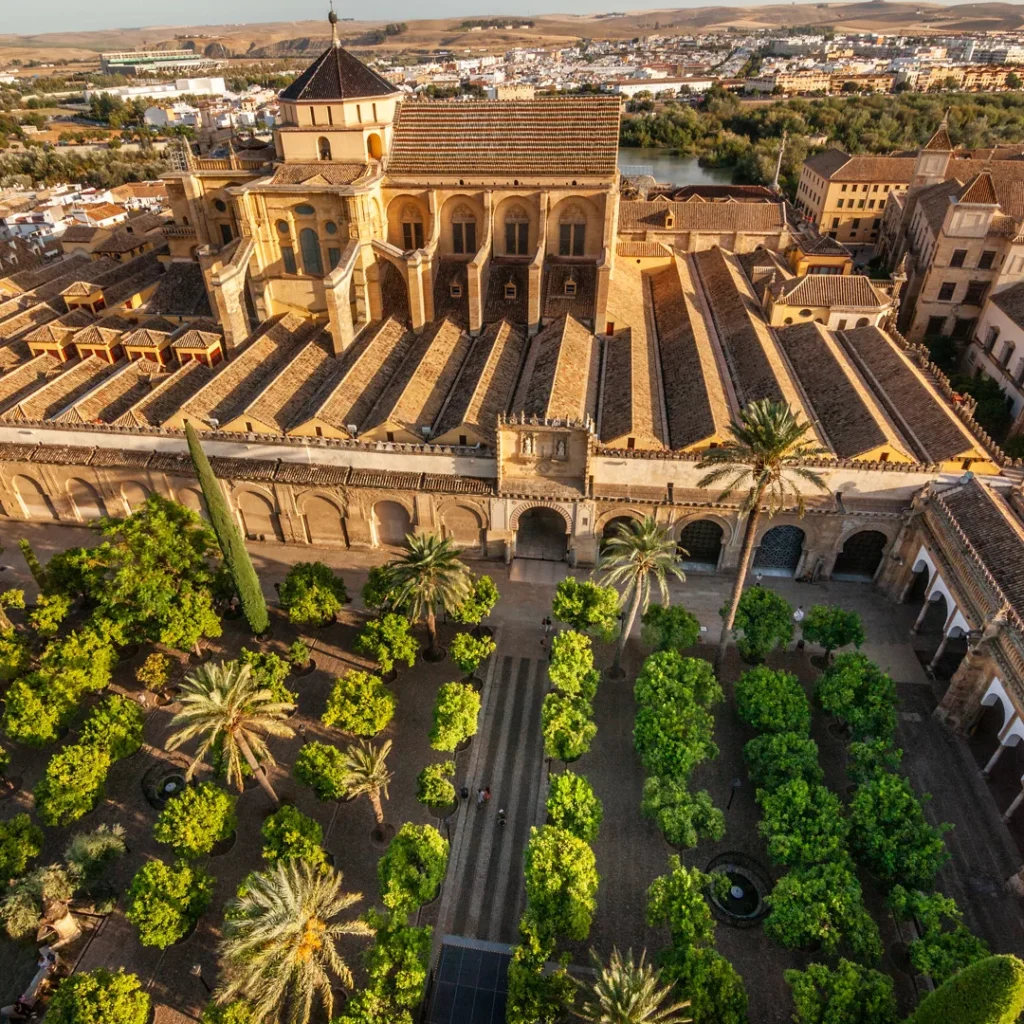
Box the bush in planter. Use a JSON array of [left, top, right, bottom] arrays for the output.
[[800, 605, 865, 660], [735, 666, 810, 735], [815, 653, 897, 742], [2, 672, 74, 747], [522, 825, 598, 942], [909, 954, 1024, 1024], [294, 741, 350, 801], [362, 908, 432, 1011], [0, 628, 29, 683], [287, 639, 311, 670], [726, 586, 794, 663], [64, 824, 128, 885], [154, 781, 238, 859], [848, 770, 951, 890], [848, 739, 903, 785], [450, 631, 496, 679], [238, 647, 297, 704], [81, 694, 144, 760], [136, 651, 171, 692], [541, 692, 596, 763], [429, 682, 480, 752], [641, 776, 724, 849], [261, 805, 327, 871], [47, 967, 151, 1024], [634, 650, 723, 711], [416, 761, 456, 812], [764, 860, 881, 962], [784, 959, 899, 1024], [125, 858, 213, 948], [279, 561, 348, 626], [888, 885, 989, 985], [201, 1002, 255, 1024], [34, 742, 111, 826], [548, 630, 596, 694], [29, 592, 71, 639], [323, 670, 396, 737], [362, 565, 400, 616], [354, 614, 417, 675], [744, 731, 823, 793], [451, 573, 499, 627], [1, 863, 74, 940], [546, 771, 603, 843], [661, 946, 748, 1024], [377, 822, 449, 913], [645, 855, 717, 950], [0, 813, 43, 886], [757, 778, 849, 867], [641, 603, 701, 653], [551, 577, 619, 640]]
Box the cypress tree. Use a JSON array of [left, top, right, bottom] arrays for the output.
[[185, 423, 269, 636], [18, 539, 47, 592]]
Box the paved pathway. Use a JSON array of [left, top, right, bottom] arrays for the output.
[[438, 624, 549, 946]]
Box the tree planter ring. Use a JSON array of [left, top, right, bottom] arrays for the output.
[[382, 667, 398, 684], [471, 625, 494, 639], [118, 644, 141, 663], [370, 822, 396, 846], [454, 736, 474, 756], [171, 916, 201, 946], [435, 798, 460, 821], [255, 628, 275, 644], [827, 721, 851, 741], [423, 647, 447, 663], [292, 660, 317, 678], [209, 831, 237, 857], [0, 777, 23, 801]]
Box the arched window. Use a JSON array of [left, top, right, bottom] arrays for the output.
[[451, 204, 477, 255], [367, 133, 383, 160], [505, 204, 529, 256], [1001, 340, 1016, 369], [299, 228, 323, 275], [855, 316, 870, 327], [985, 325, 1000, 352], [318, 136, 332, 161], [400, 203, 424, 250], [558, 204, 587, 257]]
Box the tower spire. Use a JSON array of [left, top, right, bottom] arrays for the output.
[[329, 1, 340, 47]]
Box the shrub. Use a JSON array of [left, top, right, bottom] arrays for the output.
[[377, 822, 449, 913], [2, 864, 74, 940], [47, 968, 150, 1024], [41, 626, 116, 695], [80, 693, 144, 760], [662, 946, 748, 1024], [362, 565, 399, 616], [815, 653, 897, 742], [848, 770, 951, 890], [238, 647, 296, 703], [641, 603, 701, 653], [551, 577, 619, 639], [416, 761, 456, 811], [541, 692, 596, 763], [153, 781, 237, 858], [546, 771, 603, 842], [785, 959, 899, 1024], [287, 639, 311, 669], [758, 778, 849, 866], [735, 666, 810, 734], [354, 614, 417, 674], [0, 814, 43, 886], [29, 593, 71, 638], [34, 742, 111, 826], [910, 954, 1024, 1024], [522, 825, 598, 943], [450, 574, 499, 626], [0, 628, 30, 683], [764, 861, 881, 962], [645, 855, 717, 949], [362, 909, 432, 1010], [64, 824, 127, 883], [450, 631, 496, 677], [641, 776, 724, 849], [634, 650, 722, 710], [200, 1002, 255, 1024], [727, 586, 793, 663], [744, 731, 823, 792], [3, 674, 74, 748], [548, 630, 598, 698], [323, 670, 396, 736], [135, 652, 171, 691], [279, 561, 348, 626], [294, 741, 349, 801], [800, 605, 865, 658], [261, 805, 327, 871], [125, 859, 213, 948], [429, 682, 480, 752], [889, 885, 989, 985], [0, 742, 8, 777], [847, 739, 903, 785]]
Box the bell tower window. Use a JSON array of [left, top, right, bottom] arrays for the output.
[[318, 136, 332, 161]]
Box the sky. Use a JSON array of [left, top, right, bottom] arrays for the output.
[[3, 0, 979, 38]]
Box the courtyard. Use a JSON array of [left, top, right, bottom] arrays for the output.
[[0, 522, 1023, 1023]]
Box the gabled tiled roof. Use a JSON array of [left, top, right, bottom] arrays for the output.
[[510, 315, 599, 422], [618, 200, 786, 233], [923, 124, 953, 152], [21, 308, 94, 345], [145, 262, 211, 319], [279, 45, 398, 102], [804, 149, 913, 183], [990, 281, 1024, 324], [800, 234, 852, 257], [269, 163, 369, 186], [388, 98, 621, 179], [960, 171, 998, 206], [773, 275, 888, 309]]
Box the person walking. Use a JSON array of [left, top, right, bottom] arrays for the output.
[[483, 786, 491, 803], [477, 788, 485, 806], [497, 808, 506, 828], [793, 605, 805, 649]]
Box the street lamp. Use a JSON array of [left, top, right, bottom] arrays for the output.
[[727, 777, 742, 811], [190, 963, 211, 994]]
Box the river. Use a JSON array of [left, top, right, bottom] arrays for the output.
[[618, 148, 735, 186]]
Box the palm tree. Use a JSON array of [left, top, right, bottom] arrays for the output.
[[574, 948, 691, 1024], [217, 859, 372, 1024], [166, 660, 295, 805], [696, 399, 828, 674], [599, 515, 685, 675], [387, 533, 472, 658], [342, 739, 393, 833]]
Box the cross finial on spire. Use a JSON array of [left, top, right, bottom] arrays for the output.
[[328, 1, 340, 47]]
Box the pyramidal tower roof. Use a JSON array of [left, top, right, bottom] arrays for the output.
[[923, 113, 952, 152], [279, 10, 399, 103]]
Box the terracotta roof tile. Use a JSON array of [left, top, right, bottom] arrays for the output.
[[269, 163, 369, 186], [114, 359, 214, 427], [0, 356, 122, 423], [542, 263, 596, 323], [279, 45, 398, 102], [511, 314, 598, 422], [773, 275, 888, 308], [618, 200, 786, 234]]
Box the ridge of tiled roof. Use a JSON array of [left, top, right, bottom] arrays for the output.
[[923, 125, 953, 152], [511, 314, 599, 422], [269, 163, 369, 186], [960, 171, 998, 206], [388, 98, 621, 179], [279, 45, 398, 102], [21, 308, 94, 344], [774, 275, 887, 308], [618, 199, 785, 233], [800, 234, 852, 257], [803, 149, 853, 179]]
